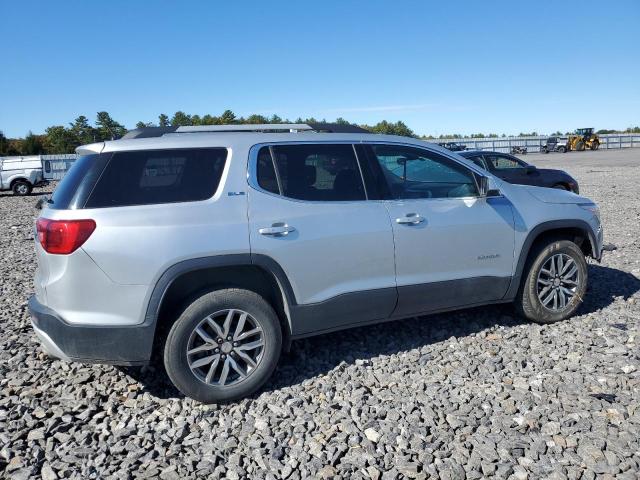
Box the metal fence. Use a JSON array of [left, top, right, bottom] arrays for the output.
[[431, 133, 640, 153]]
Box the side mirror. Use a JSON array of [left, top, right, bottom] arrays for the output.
[[478, 176, 501, 197], [525, 165, 536, 174]]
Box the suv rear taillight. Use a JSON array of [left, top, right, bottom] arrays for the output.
[[36, 218, 96, 255]]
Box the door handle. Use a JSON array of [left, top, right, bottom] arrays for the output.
[[259, 223, 296, 236], [396, 213, 425, 225]]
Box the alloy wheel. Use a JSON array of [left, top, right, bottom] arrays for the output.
[[536, 253, 580, 311], [186, 309, 264, 386]]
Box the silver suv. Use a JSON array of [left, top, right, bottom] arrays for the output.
[[29, 123, 604, 403]]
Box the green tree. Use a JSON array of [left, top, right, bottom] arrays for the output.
[[96, 111, 126, 140], [22, 131, 45, 154], [44, 126, 78, 154], [170, 111, 192, 126], [0, 130, 10, 155], [158, 114, 169, 127], [70, 115, 97, 144], [245, 114, 269, 124], [367, 120, 415, 137], [219, 110, 236, 124], [201, 114, 218, 125]]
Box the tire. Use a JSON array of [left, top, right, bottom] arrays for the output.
[[12, 181, 32, 196], [558, 146, 567, 153], [515, 240, 588, 324], [164, 288, 282, 403], [552, 183, 569, 190], [590, 142, 599, 151], [575, 141, 585, 151]]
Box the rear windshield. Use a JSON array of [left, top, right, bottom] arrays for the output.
[[85, 148, 227, 208]]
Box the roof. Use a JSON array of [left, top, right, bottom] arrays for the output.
[[76, 128, 457, 157], [121, 122, 370, 139]]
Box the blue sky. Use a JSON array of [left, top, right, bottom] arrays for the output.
[[1, 0, 638, 138]]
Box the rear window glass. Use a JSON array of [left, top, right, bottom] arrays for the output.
[[257, 144, 365, 201], [49, 154, 110, 210], [85, 148, 227, 208]]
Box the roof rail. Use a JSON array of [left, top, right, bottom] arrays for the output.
[[121, 122, 370, 139]]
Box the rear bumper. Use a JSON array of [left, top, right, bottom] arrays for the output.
[[28, 296, 154, 366]]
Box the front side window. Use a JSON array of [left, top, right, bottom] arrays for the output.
[[85, 148, 227, 208], [486, 154, 524, 170], [369, 145, 478, 199], [257, 144, 366, 201]]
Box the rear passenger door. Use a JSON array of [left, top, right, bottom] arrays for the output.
[[247, 143, 397, 336]]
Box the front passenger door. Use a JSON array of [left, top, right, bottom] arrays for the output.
[[366, 144, 516, 318]]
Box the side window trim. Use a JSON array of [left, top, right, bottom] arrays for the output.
[[351, 144, 369, 200], [267, 145, 284, 195]]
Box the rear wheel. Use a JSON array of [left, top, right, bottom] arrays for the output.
[[12, 181, 32, 196], [164, 288, 282, 403], [558, 146, 567, 153], [515, 240, 587, 324], [575, 141, 585, 151], [590, 142, 599, 150]]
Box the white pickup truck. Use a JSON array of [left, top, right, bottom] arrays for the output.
[[0, 156, 49, 195]]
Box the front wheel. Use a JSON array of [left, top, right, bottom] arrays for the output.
[[515, 240, 588, 324], [164, 288, 282, 403]]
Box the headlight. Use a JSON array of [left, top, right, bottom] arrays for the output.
[[579, 203, 601, 224]]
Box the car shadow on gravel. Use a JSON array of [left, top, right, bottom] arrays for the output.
[[122, 264, 639, 400]]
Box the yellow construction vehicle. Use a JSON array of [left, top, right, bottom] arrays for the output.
[[567, 128, 600, 151]]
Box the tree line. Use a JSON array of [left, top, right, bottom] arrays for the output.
[[1, 110, 639, 156]]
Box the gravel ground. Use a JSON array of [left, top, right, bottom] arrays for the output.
[[1, 149, 639, 480]]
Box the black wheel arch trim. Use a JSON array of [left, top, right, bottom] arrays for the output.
[[144, 253, 299, 332], [504, 219, 599, 299]]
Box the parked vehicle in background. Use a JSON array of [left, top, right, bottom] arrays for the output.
[[29, 124, 602, 403], [541, 137, 568, 154], [511, 146, 528, 155], [568, 128, 600, 151], [459, 150, 580, 193], [438, 142, 467, 151], [0, 156, 48, 195]]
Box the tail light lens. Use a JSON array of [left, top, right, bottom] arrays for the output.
[[36, 218, 96, 255]]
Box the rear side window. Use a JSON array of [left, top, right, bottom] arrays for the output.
[[49, 154, 110, 210], [85, 148, 227, 208], [486, 154, 523, 170], [257, 144, 366, 201]]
